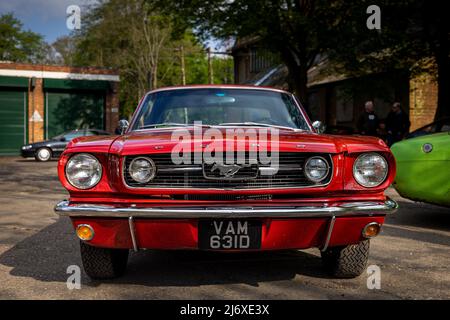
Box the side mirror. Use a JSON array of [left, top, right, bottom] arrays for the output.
[[312, 120, 326, 134], [118, 119, 129, 134], [60, 137, 66, 142]]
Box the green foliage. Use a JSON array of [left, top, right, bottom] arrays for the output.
[[51, 36, 78, 66], [152, 0, 334, 103], [154, 0, 448, 117], [0, 13, 47, 63], [322, 0, 449, 118], [67, 0, 233, 118]]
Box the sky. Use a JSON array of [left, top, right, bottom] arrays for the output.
[[0, 0, 96, 43], [0, 0, 229, 52]]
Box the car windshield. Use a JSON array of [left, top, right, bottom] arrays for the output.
[[131, 88, 310, 131]]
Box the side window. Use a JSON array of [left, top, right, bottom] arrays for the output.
[[85, 130, 96, 136], [64, 131, 85, 141]]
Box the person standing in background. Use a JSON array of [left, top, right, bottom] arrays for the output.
[[386, 102, 410, 146], [357, 101, 379, 136]]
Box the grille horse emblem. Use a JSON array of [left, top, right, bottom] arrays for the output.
[[210, 163, 250, 178]]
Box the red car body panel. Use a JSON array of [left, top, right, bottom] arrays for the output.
[[70, 216, 385, 250], [56, 85, 396, 252]]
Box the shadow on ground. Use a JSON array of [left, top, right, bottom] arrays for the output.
[[0, 218, 333, 288], [385, 200, 450, 232]]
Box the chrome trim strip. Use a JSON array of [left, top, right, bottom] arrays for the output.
[[55, 198, 397, 218], [321, 216, 336, 252], [148, 85, 291, 95], [156, 166, 302, 173], [157, 166, 203, 172], [128, 216, 138, 252]]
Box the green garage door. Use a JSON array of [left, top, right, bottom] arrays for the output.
[[45, 91, 104, 139], [0, 90, 26, 155]]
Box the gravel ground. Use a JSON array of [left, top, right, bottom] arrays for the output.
[[0, 156, 448, 299]]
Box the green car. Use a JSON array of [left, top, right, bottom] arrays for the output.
[[391, 132, 450, 207]]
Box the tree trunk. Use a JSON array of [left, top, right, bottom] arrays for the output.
[[424, 1, 450, 121], [434, 39, 450, 120], [152, 64, 158, 89], [286, 63, 310, 116]]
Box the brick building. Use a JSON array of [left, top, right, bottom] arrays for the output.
[[231, 39, 439, 133], [0, 62, 120, 155]]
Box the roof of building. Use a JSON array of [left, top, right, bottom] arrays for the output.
[[0, 62, 120, 82]]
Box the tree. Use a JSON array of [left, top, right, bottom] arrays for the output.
[[72, 0, 230, 118], [325, 0, 450, 119], [152, 0, 333, 110], [51, 36, 78, 65], [155, 0, 449, 119], [72, 0, 177, 115], [0, 13, 47, 63]]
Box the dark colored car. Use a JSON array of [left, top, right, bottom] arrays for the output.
[[325, 125, 355, 135], [406, 117, 450, 139], [21, 129, 111, 161]]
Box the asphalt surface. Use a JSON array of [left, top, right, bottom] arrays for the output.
[[0, 156, 448, 299]]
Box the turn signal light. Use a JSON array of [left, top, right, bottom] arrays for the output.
[[362, 222, 381, 239], [76, 224, 95, 241]]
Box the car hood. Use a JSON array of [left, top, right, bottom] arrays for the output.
[[66, 127, 389, 155]]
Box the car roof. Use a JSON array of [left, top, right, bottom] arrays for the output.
[[146, 85, 291, 95]]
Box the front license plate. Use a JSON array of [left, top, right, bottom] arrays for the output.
[[198, 219, 262, 250]]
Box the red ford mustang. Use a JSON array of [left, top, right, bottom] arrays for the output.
[[55, 85, 397, 279]]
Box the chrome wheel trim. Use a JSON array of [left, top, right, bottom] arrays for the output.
[[38, 148, 51, 161]]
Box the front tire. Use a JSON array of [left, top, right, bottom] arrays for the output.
[[80, 241, 129, 279], [35, 147, 52, 161], [321, 240, 370, 278]]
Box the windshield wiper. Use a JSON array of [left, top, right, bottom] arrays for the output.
[[216, 122, 303, 132], [138, 122, 212, 129], [139, 122, 188, 129]]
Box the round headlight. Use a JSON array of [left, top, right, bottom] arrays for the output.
[[305, 156, 329, 183], [353, 153, 388, 187], [128, 157, 156, 183], [65, 153, 102, 189]]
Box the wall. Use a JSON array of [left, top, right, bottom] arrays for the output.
[[0, 62, 120, 145], [409, 74, 438, 131], [28, 78, 45, 143]]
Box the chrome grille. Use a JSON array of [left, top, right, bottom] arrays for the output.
[[123, 153, 333, 189]]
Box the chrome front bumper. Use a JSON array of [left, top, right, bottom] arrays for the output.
[[54, 198, 398, 219]]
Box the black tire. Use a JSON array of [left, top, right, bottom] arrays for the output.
[[35, 147, 52, 162], [80, 241, 129, 279], [321, 240, 370, 278]]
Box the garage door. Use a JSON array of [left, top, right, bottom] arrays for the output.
[[0, 90, 26, 155], [45, 91, 104, 139]]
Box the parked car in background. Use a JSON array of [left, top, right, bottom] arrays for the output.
[[324, 125, 354, 135], [55, 85, 397, 280], [406, 117, 450, 139], [391, 132, 450, 207], [21, 129, 111, 161]]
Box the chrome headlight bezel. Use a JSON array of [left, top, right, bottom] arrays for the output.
[[128, 156, 156, 183], [65, 153, 102, 190], [353, 152, 388, 188], [304, 156, 330, 183]]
